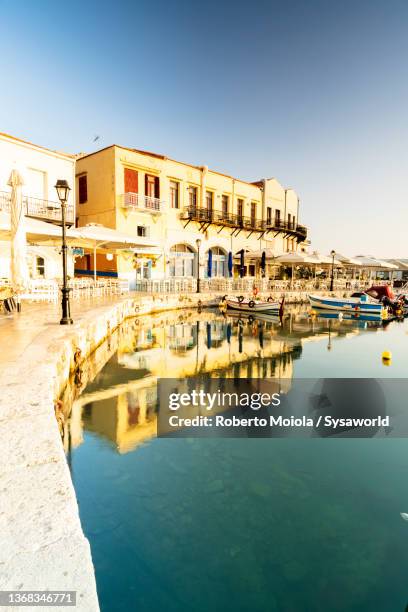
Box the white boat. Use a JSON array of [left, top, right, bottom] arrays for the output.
[[308, 294, 385, 315], [226, 297, 281, 313]]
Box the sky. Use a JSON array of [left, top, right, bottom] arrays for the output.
[[1, 0, 407, 257]]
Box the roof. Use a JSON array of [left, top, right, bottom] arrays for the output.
[[0, 132, 76, 160], [77, 144, 289, 190]]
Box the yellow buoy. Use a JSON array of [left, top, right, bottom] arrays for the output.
[[382, 350, 392, 365]]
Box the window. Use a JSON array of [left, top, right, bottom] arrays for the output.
[[207, 247, 226, 277], [288, 214, 292, 229], [124, 168, 138, 194], [266, 206, 272, 225], [221, 195, 229, 218], [137, 226, 148, 237], [188, 186, 197, 209], [170, 181, 179, 209], [145, 174, 159, 198], [36, 256, 45, 277], [78, 175, 87, 204], [237, 198, 244, 221], [206, 191, 213, 214], [169, 244, 195, 277], [292, 215, 296, 229], [275, 209, 281, 225], [251, 202, 257, 225]]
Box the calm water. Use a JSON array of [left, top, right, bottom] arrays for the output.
[[67, 308, 408, 611]]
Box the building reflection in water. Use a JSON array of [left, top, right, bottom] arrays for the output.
[[64, 308, 382, 455]]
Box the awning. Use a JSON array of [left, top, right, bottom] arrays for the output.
[[354, 256, 398, 270], [75, 223, 156, 250], [0, 211, 81, 246]]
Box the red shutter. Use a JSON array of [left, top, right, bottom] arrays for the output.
[[154, 176, 160, 198], [78, 175, 87, 204], [124, 168, 138, 194]]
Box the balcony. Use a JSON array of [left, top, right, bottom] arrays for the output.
[[265, 218, 308, 241], [181, 206, 264, 231], [181, 206, 307, 241], [122, 192, 164, 214], [0, 191, 74, 225]]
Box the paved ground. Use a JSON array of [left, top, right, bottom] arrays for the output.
[[0, 297, 129, 365]]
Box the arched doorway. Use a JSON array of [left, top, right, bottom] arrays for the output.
[[205, 247, 227, 277], [168, 244, 195, 277]]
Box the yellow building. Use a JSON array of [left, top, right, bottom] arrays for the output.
[[75, 145, 307, 288]]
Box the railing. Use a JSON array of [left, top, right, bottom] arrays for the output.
[[0, 191, 74, 225], [19, 278, 130, 302], [133, 277, 364, 294], [122, 192, 164, 213], [265, 218, 308, 240], [181, 206, 307, 239]]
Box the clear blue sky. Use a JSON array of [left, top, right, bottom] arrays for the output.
[[1, 0, 407, 256]]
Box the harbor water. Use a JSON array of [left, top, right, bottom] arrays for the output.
[[66, 308, 408, 611]]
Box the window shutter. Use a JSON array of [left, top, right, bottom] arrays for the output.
[[124, 168, 138, 193], [155, 176, 160, 198], [78, 175, 87, 204]]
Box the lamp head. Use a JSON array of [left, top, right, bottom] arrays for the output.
[[55, 179, 71, 205]]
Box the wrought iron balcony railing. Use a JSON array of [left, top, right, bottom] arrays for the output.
[[0, 191, 74, 225], [265, 218, 308, 240], [181, 206, 307, 240], [122, 192, 164, 213]]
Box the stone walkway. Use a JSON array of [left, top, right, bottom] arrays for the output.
[[0, 297, 127, 365]]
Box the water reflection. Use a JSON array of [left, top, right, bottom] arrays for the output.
[[62, 308, 387, 455]]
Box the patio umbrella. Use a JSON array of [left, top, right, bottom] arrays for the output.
[[228, 251, 233, 277], [260, 251, 266, 277], [239, 249, 245, 278], [207, 248, 212, 278], [273, 251, 316, 289], [8, 170, 29, 293]]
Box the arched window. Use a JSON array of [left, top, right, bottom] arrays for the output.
[[169, 244, 195, 277], [206, 246, 227, 277]]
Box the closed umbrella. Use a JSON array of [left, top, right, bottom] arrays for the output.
[[206, 322, 212, 348], [228, 251, 233, 277], [207, 248, 212, 278], [239, 249, 245, 278], [8, 170, 29, 293], [260, 251, 266, 277]]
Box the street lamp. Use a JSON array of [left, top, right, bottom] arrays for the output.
[[330, 249, 336, 292], [55, 179, 73, 325], [196, 238, 201, 293]]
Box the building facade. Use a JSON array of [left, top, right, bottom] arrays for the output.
[[0, 132, 76, 281], [75, 145, 307, 287]]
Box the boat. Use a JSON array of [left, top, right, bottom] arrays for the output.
[[313, 309, 384, 322], [225, 296, 282, 314], [308, 294, 385, 315]]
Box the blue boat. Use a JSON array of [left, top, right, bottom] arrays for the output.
[[308, 294, 385, 315]]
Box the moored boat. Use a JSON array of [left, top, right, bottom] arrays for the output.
[[308, 294, 385, 315], [225, 296, 281, 314]]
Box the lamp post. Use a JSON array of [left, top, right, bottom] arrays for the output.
[[55, 180, 73, 325], [196, 238, 201, 293], [330, 249, 336, 292]]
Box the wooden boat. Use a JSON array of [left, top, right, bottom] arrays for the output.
[[225, 296, 281, 314], [308, 294, 385, 315]]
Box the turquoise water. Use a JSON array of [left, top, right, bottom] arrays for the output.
[[69, 310, 408, 611]]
